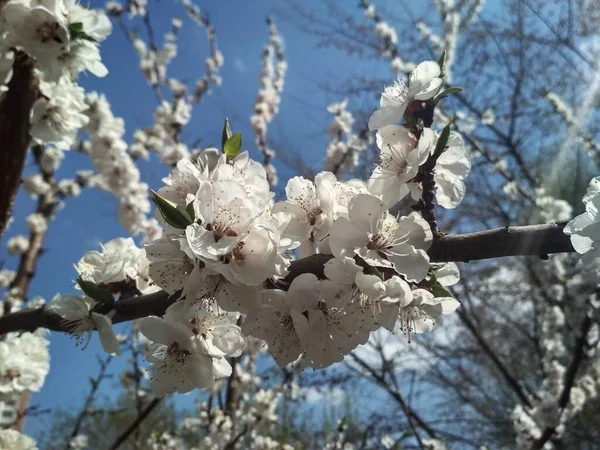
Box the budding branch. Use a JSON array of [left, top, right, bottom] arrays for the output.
[[0, 221, 574, 335]]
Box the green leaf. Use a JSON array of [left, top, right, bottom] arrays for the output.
[[185, 201, 196, 222], [221, 118, 233, 151], [68, 22, 97, 43], [437, 50, 447, 79], [223, 132, 243, 159], [435, 123, 452, 154], [431, 282, 455, 299], [151, 190, 194, 229], [354, 255, 383, 280], [77, 277, 113, 305], [433, 86, 463, 104]]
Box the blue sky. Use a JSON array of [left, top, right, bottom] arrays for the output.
[[4, 0, 395, 439], [3, 0, 535, 441]]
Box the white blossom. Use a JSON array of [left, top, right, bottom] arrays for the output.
[[50, 294, 121, 355], [0, 332, 50, 398], [26, 212, 48, 233], [368, 61, 443, 130], [564, 177, 600, 266], [0, 430, 38, 450], [368, 125, 434, 207], [329, 194, 432, 282], [7, 235, 29, 256], [243, 274, 361, 369], [22, 173, 51, 197], [140, 300, 241, 395]]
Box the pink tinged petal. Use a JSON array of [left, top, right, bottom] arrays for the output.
[[329, 217, 370, 258], [91, 312, 121, 355]]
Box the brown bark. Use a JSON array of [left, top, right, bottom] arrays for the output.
[[0, 221, 576, 335], [0, 52, 37, 237]]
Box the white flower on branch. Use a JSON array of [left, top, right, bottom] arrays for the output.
[[0, 269, 15, 288], [140, 299, 241, 395], [368, 61, 443, 130], [329, 193, 432, 282], [407, 130, 471, 209], [368, 125, 433, 207], [76, 237, 152, 292], [7, 235, 29, 256], [324, 255, 413, 332], [0, 430, 38, 450], [26, 212, 48, 234], [50, 294, 121, 355], [564, 177, 600, 266], [0, 332, 49, 398], [30, 78, 89, 149], [399, 288, 459, 341], [243, 274, 362, 369], [272, 172, 337, 250], [2, 0, 111, 80], [23, 173, 51, 197]]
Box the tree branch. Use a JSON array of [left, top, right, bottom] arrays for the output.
[[0, 52, 38, 237], [0, 222, 575, 335], [529, 313, 593, 450], [107, 397, 161, 450]]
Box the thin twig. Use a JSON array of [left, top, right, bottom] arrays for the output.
[[0, 222, 576, 335], [107, 397, 162, 450]]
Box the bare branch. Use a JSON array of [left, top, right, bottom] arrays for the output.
[[107, 397, 162, 450], [0, 52, 37, 237], [0, 222, 575, 335]]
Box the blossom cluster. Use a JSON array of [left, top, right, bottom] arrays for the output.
[[130, 59, 465, 393], [0, 0, 111, 144], [565, 177, 600, 270], [324, 99, 369, 177], [48, 59, 467, 397], [251, 16, 287, 186]]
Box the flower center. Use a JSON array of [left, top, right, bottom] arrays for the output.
[[5, 368, 21, 380], [166, 341, 190, 364], [37, 22, 64, 44], [205, 222, 238, 242]]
